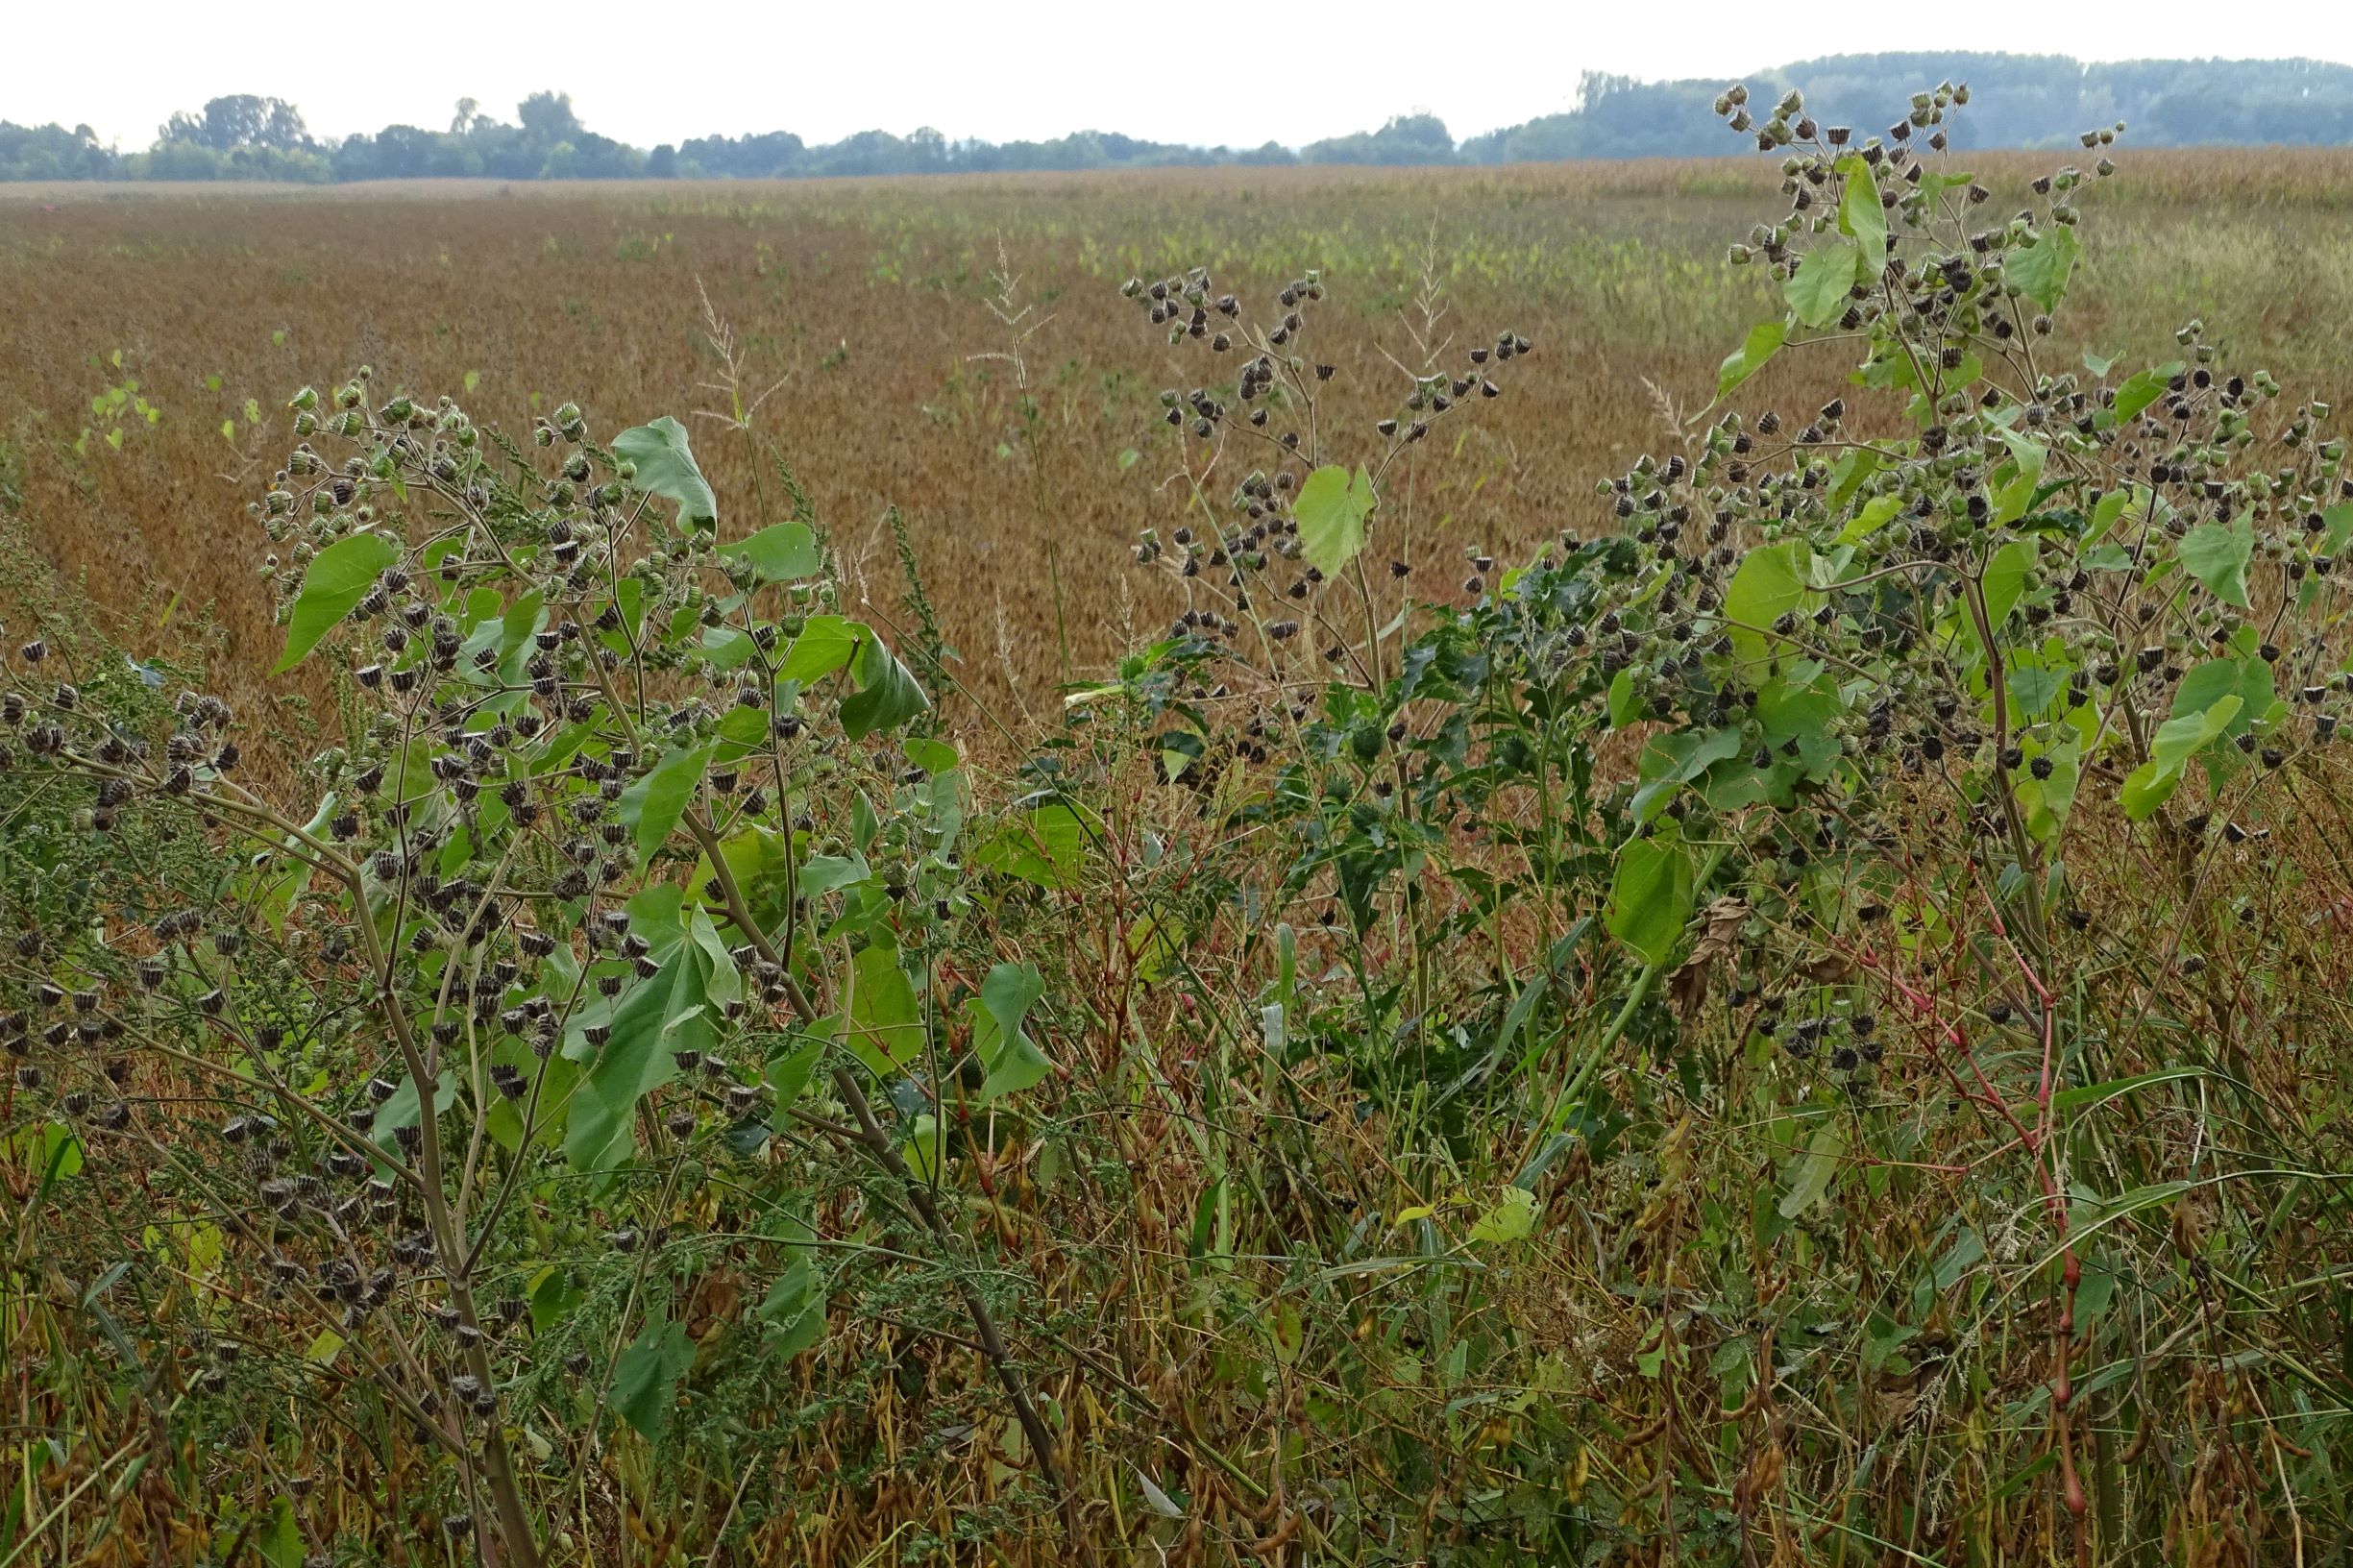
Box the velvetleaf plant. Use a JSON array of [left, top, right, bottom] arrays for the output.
[[0, 377, 1077, 1564], [1090, 82, 2353, 1556]]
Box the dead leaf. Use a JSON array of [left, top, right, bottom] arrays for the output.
[[1668, 895, 1749, 1024], [1799, 951, 1856, 986]]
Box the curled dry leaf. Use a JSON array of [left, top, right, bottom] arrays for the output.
[[1667, 895, 1750, 1025]]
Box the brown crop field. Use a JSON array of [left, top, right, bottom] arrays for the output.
[[9, 150, 2353, 767], [19, 131, 2353, 1565]]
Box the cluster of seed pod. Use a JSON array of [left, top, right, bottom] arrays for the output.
[[1119, 265, 1532, 695], [0, 356, 975, 1565], [1520, 87, 2353, 1074]]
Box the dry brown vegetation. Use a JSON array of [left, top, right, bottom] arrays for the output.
[[12, 146, 2353, 1566], [10, 151, 2353, 772]]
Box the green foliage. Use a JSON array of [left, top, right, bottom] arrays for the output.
[[972, 961, 1049, 1101], [1293, 464, 1376, 576], [1715, 317, 1785, 399], [1, 369, 1040, 1567], [723, 521, 821, 582], [611, 1314, 696, 1441], [2007, 223, 2081, 311], [1836, 155, 1888, 272], [612, 415, 718, 527], [1605, 836, 1693, 965], [275, 531, 399, 671], [1782, 237, 1860, 328], [15, 74, 2353, 1568]]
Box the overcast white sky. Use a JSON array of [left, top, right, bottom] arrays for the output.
[[15, 1, 2353, 152]]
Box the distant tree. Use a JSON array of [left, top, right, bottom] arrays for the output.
[[805, 130, 914, 178], [676, 130, 806, 178], [30, 53, 2353, 186], [331, 124, 479, 182], [560, 132, 642, 179], [142, 139, 227, 180], [158, 95, 310, 154], [0, 121, 122, 180], [1302, 112, 1456, 166], [906, 126, 948, 170], [517, 91, 584, 146]]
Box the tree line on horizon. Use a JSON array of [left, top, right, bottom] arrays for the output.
[[9, 54, 2353, 184]]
